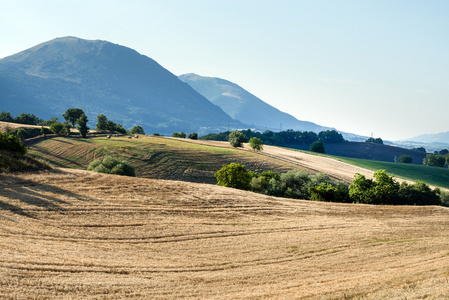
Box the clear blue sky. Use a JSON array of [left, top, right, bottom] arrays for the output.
[[1, 0, 448, 140]]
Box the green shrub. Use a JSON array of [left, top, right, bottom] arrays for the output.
[[398, 154, 412, 164], [310, 141, 325, 153], [228, 131, 247, 148], [0, 132, 28, 154], [87, 156, 135, 177], [214, 163, 252, 190], [309, 183, 349, 202], [249, 137, 263, 151]]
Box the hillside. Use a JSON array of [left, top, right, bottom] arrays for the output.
[[290, 141, 428, 165], [27, 135, 308, 184], [1, 168, 449, 298], [0, 37, 243, 135], [179, 73, 330, 132]]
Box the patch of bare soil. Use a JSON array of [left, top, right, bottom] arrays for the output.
[[1, 169, 448, 299]]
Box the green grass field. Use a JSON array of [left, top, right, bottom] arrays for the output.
[[331, 155, 449, 189]]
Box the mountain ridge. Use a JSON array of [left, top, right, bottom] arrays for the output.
[[179, 73, 331, 132], [0, 37, 243, 135]]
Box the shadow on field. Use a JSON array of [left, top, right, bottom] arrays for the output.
[[0, 171, 97, 218]]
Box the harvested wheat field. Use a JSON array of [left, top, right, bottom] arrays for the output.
[[1, 169, 449, 299]]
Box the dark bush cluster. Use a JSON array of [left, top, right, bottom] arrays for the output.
[[215, 163, 443, 206], [0, 132, 28, 155], [87, 156, 135, 177]]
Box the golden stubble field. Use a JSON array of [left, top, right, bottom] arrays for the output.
[[1, 168, 449, 299]]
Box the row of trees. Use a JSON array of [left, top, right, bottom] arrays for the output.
[[201, 129, 346, 147], [214, 164, 446, 206]]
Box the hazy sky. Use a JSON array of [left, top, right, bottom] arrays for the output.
[[1, 0, 448, 140]]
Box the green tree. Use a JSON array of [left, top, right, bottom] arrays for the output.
[[172, 132, 186, 138], [77, 114, 89, 138], [87, 155, 135, 177], [96, 114, 108, 130], [249, 137, 263, 151], [0, 111, 14, 122], [349, 170, 400, 204], [423, 154, 445, 168], [309, 141, 325, 153], [0, 132, 28, 154], [214, 163, 252, 190], [397, 154, 412, 164], [14, 112, 40, 125], [228, 131, 247, 147], [188, 132, 198, 140], [365, 137, 383, 144], [50, 122, 65, 135], [63, 108, 85, 128], [15, 128, 26, 141], [130, 125, 145, 135]]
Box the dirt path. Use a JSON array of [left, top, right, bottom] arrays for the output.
[[176, 138, 377, 183]]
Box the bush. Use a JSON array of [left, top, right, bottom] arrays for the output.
[[423, 154, 445, 168], [87, 156, 135, 176], [310, 141, 325, 153], [309, 183, 349, 202], [249, 137, 263, 151], [50, 122, 65, 135], [188, 132, 198, 140], [0, 132, 28, 154], [397, 154, 412, 164], [214, 163, 252, 190], [228, 131, 247, 147], [172, 132, 186, 138], [130, 125, 145, 135]]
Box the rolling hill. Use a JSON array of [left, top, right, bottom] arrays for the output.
[[0, 37, 243, 135], [2, 168, 449, 298]]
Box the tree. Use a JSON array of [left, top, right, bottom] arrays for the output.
[[50, 122, 65, 135], [172, 132, 186, 138], [130, 126, 145, 135], [397, 154, 412, 164], [412, 147, 426, 153], [77, 114, 89, 138], [15, 128, 26, 141], [96, 114, 108, 130], [228, 131, 247, 147], [63, 108, 85, 128], [423, 154, 445, 168], [0, 111, 13, 122], [318, 130, 346, 143], [0, 132, 27, 154], [214, 163, 252, 190], [249, 137, 263, 151], [14, 112, 40, 125], [310, 141, 325, 153], [188, 132, 198, 140], [365, 137, 383, 144], [87, 155, 135, 177]]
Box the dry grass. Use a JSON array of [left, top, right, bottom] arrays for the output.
[[1, 168, 449, 299]]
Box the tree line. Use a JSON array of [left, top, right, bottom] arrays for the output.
[[214, 163, 448, 206], [201, 129, 346, 147]]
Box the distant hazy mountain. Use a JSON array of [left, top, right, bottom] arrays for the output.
[[179, 73, 330, 132], [405, 131, 449, 145], [0, 37, 242, 135]]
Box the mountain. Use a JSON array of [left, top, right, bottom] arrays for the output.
[[404, 131, 449, 145], [0, 37, 243, 135], [178, 73, 331, 133]]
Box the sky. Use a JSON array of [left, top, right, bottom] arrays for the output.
[[1, 0, 448, 140]]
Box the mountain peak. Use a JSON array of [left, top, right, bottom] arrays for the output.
[[0, 37, 241, 135]]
